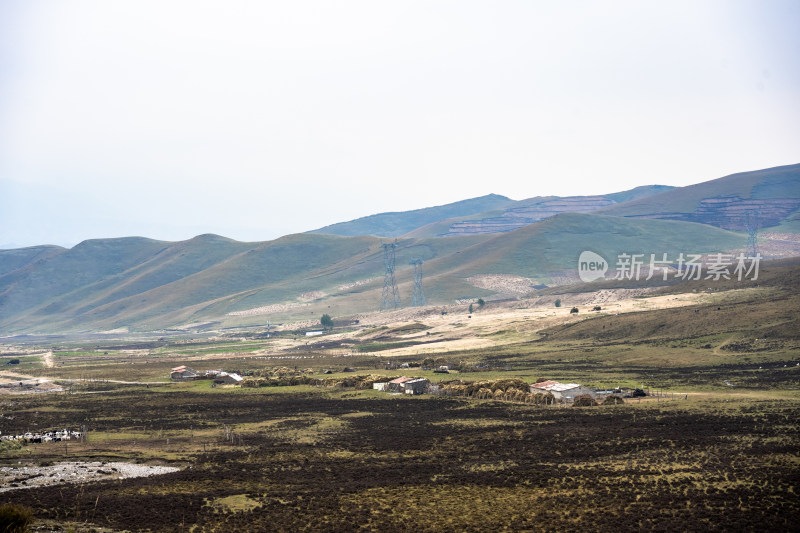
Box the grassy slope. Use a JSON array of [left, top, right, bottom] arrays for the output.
[[0, 214, 750, 333], [0, 245, 65, 276], [227, 214, 749, 326], [421, 212, 746, 281], [0, 237, 169, 317], [598, 163, 800, 217], [309, 194, 515, 237]]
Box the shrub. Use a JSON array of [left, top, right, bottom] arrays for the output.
[[0, 503, 34, 533], [554, 299, 561, 308]]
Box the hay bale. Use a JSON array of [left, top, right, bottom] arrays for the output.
[[573, 395, 598, 407], [602, 395, 625, 405]]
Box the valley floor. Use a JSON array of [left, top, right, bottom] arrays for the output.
[[1, 267, 798, 532]]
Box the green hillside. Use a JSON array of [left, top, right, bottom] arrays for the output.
[[422, 213, 746, 281], [0, 212, 750, 334], [0, 245, 65, 277], [604, 184, 675, 204], [309, 194, 515, 237], [0, 237, 169, 318]]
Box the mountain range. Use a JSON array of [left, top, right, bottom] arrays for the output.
[[1, 164, 798, 334]]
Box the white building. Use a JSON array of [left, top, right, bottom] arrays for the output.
[[530, 380, 595, 402]]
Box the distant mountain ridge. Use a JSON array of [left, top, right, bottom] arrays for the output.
[[312, 185, 675, 239], [309, 194, 515, 237], [312, 164, 800, 238], [436, 185, 676, 237]]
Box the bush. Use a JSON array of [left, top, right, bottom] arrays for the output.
[[554, 299, 561, 308], [0, 503, 34, 533]]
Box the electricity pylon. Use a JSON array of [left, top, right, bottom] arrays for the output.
[[380, 242, 401, 311], [744, 210, 759, 257], [410, 259, 425, 306]]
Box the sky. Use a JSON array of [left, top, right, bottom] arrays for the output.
[[1, 0, 799, 248]]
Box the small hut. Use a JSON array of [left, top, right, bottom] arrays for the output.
[[170, 366, 199, 381]]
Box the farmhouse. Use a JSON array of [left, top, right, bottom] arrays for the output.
[[402, 377, 429, 395], [530, 380, 595, 402], [170, 366, 198, 381], [388, 376, 413, 392], [213, 372, 243, 385]]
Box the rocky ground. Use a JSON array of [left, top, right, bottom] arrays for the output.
[[0, 461, 179, 492]]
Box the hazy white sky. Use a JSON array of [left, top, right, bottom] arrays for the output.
[[1, 0, 799, 248]]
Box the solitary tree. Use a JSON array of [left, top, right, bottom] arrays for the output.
[[469, 303, 474, 314], [477, 298, 485, 308], [320, 314, 333, 330], [554, 299, 561, 308]]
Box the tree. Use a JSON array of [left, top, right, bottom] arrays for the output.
[[554, 299, 561, 308], [477, 298, 485, 307], [469, 303, 474, 314], [320, 314, 333, 330]]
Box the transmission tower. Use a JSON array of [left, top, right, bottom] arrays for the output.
[[744, 210, 760, 257], [409, 259, 426, 307], [380, 242, 401, 311]]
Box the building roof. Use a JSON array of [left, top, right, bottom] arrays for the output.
[[530, 380, 559, 389], [403, 378, 429, 385], [547, 383, 582, 392], [389, 376, 413, 384], [531, 380, 582, 392]]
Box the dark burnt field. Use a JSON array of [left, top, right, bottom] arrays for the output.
[[2, 388, 799, 532]]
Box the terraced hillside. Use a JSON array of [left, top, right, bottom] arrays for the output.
[[598, 163, 800, 230]]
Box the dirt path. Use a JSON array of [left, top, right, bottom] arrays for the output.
[[41, 350, 54, 368], [0, 369, 173, 387]]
